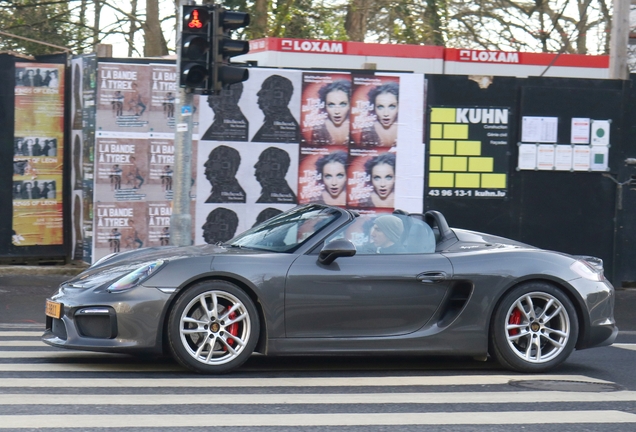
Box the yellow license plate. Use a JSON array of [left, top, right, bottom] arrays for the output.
[[45, 300, 62, 319]]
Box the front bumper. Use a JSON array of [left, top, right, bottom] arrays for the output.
[[571, 278, 618, 350], [42, 284, 173, 355]]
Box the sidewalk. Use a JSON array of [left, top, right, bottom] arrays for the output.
[[0, 262, 87, 277]]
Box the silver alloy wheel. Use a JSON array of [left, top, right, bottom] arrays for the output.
[[179, 290, 252, 366], [504, 291, 570, 364]]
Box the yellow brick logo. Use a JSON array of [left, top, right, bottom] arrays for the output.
[[428, 107, 508, 193]]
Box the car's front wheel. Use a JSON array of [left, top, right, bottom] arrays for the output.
[[490, 281, 578, 372], [167, 281, 259, 374]]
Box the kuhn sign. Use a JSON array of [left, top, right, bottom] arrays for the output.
[[281, 39, 344, 54], [459, 50, 519, 64]]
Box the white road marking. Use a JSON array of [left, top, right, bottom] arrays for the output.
[[0, 375, 612, 388], [613, 343, 636, 351], [0, 331, 42, 337], [0, 351, 129, 359], [0, 341, 48, 347], [1, 411, 635, 428], [0, 391, 635, 405]]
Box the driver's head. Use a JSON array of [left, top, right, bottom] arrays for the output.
[[370, 215, 403, 248]]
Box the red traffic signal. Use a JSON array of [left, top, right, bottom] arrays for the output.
[[184, 8, 209, 31], [179, 5, 212, 91]]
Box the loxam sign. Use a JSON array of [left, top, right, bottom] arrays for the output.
[[281, 39, 344, 54], [459, 50, 520, 64]]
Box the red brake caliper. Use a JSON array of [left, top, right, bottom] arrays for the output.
[[225, 311, 238, 349], [508, 308, 522, 336]]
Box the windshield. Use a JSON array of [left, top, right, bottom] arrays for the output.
[[226, 205, 342, 252]]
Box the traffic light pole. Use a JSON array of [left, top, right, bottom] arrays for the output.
[[170, 0, 195, 247], [170, 1, 250, 246]]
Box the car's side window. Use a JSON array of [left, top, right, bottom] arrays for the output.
[[325, 214, 436, 255]]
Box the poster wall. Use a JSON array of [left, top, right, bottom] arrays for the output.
[[13, 62, 66, 246], [89, 61, 197, 261], [70, 54, 98, 262], [194, 68, 425, 246], [196, 69, 302, 244], [84, 63, 425, 258]]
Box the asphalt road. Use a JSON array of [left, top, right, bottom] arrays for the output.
[[1, 269, 636, 430], [0, 325, 635, 431]]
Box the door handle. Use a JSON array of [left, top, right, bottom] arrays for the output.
[[417, 272, 447, 283]]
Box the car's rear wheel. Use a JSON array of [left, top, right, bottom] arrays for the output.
[[490, 282, 578, 372], [167, 281, 259, 374]]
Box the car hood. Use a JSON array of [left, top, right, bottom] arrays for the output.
[[63, 244, 274, 290]]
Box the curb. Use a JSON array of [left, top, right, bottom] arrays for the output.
[[0, 264, 87, 276]]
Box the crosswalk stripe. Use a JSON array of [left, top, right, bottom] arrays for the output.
[[0, 331, 42, 337], [0, 324, 43, 330], [1, 391, 636, 405], [0, 351, 130, 359], [0, 363, 183, 372], [0, 375, 611, 388], [0, 341, 48, 347], [613, 343, 636, 351], [1, 411, 635, 428]]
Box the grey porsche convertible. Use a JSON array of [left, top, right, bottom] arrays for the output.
[[43, 204, 617, 374]]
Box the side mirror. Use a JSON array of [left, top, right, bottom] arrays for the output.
[[318, 239, 356, 265]]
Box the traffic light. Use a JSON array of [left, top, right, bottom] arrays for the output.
[[179, 5, 212, 91], [211, 6, 250, 93]]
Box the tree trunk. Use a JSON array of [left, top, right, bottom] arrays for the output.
[[144, 0, 168, 57], [427, 0, 445, 46], [345, 0, 370, 41], [93, 0, 102, 50], [128, 0, 138, 57], [252, 0, 269, 38], [78, 0, 87, 50]]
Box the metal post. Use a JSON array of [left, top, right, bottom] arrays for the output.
[[170, 0, 194, 246], [609, 0, 630, 79]]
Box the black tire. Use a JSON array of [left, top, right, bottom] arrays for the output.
[[489, 281, 578, 373], [167, 280, 260, 374]]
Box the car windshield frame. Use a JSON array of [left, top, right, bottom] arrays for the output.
[[225, 204, 343, 253]]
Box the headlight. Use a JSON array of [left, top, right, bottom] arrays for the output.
[[107, 260, 166, 292], [570, 260, 604, 281]]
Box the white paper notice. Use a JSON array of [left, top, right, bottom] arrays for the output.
[[555, 145, 573, 171], [573, 146, 591, 171], [176, 123, 188, 132], [591, 120, 610, 146], [591, 146, 609, 171], [537, 145, 555, 170], [518, 144, 537, 170], [571, 118, 590, 144], [521, 116, 558, 143]]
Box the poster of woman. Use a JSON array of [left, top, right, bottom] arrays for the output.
[[350, 75, 400, 148], [300, 73, 351, 146], [297, 146, 348, 206], [347, 148, 396, 209]]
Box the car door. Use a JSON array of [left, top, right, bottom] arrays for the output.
[[284, 215, 454, 338]]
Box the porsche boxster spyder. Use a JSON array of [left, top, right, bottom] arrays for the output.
[[43, 204, 617, 373]]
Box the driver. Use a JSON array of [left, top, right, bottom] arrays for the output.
[[370, 215, 405, 254]]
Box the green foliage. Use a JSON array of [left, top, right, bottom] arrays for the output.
[[0, 0, 613, 58], [0, 0, 79, 55]]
